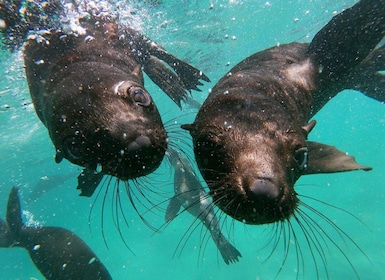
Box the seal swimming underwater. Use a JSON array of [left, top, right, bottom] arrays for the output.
[[182, 0, 384, 225], [166, 151, 242, 265], [0, 1, 209, 197], [0, 187, 112, 280]]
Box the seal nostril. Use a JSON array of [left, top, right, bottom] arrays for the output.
[[250, 179, 279, 199], [127, 135, 152, 152]]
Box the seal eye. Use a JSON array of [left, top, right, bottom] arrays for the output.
[[63, 136, 83, 161], [129, 87, 151, 106], [294, 147, 308, 171]]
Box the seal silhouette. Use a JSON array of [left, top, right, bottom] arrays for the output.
[[0, 187, 112, 280], [166, 151, 242, 265], [183, 0, 384, 225], [0, 2, 209, 197]]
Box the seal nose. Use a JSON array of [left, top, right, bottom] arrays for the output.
[[127, 135, 152, 152], [250, 179, 279, 200]]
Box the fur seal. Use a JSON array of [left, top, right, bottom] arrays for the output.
[[182, 0, 384, 225], [0, 1, 209, 197], [0, 187, 112, 280], [166, 151, 242, 264]]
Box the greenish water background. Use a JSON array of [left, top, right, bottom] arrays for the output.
[[1, 0, 384, 279]]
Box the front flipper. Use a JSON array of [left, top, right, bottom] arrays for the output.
[[165, 196, 182, 223], [120, 27, 210, 107], [77, 169, 103, 197], [306, 141, 372, 174]]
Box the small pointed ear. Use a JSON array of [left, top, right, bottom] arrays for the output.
[[181, 124, 194, 131], [55, 151, 63, 163], [302, 120, 317, 137], [306, 141, 372, 174], [132, 64, 142, 78]]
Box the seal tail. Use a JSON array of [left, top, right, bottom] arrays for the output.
[[308, 0, 385, 81], [0, 0, 63, 51], [0, 187, 23, 247]]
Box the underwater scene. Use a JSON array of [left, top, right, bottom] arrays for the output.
[[0, 0, 385, 279]]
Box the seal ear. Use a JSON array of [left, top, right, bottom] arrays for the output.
[[306, 141, 372, 174], [55, 151, 63, 163], [302, 120, 316, 137], [181, 124, 194, 131], [132, 64, 142, 78]]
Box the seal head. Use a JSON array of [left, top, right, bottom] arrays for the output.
[[185, 91, 313, 225], [49, 71, 167, 181]]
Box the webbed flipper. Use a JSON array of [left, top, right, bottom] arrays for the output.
[[77, 168, 103, 197], [1, 187, 22, 248], [308, 0, 385, 81], [306, 141, 372, 174], [347, 44, 385, 102], [120, 27, 210, 107], [142, 55, 191, 108], [165, 195, 182, 223]]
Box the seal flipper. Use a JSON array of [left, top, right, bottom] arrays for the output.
[[308, 0, 385, 81], [120, 27, 210, 107], [346, 44, 385, 102], [6, 187, 23, 237], [0, 187, 22, 248], [165, 196, 183, 223], [142, 55, 191, 108], [306, 141, 372, 174], [77, 169, 104, 197]]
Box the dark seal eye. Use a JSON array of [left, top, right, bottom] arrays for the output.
[[63, 136, 83, 161], [129, 87, 151, 106], [294, 147, 308, 171]]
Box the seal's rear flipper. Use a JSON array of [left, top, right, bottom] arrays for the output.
[[77, 169, 104, 197], [120, 27, 210, 107], [6, 187, 23, 235], [143, 55, 191, 108], [308, 0, 385, 81], [347, 44, 385, 102], [306, 141, 372, 174], [0, 187, 22, 247]]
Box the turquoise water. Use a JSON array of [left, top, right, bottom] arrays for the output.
[[1, 0, 385, 279]]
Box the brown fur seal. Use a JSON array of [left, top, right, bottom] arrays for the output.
[[0, 187, 112, 280], [166, 151, 242, 264], [0, 2, 209, 197], [182, 0, 384, 225]]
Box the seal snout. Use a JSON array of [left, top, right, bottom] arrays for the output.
[[250, 179, 279, 200]]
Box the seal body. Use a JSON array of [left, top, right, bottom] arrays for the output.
[[19, 17, 208, 196], [1, 2, 209, 196], [166, 151, 242, 264], [0, 187, 112, 280], [184, 0, 384, 225], [23, 19, 167, 195]]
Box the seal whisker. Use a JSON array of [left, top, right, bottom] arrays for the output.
[[122, 179, 160, 233], [291, 211, 327, 279], [111, 180, 136, 255], [298, 194, 368, 227], [293, 200, 366, 279]]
